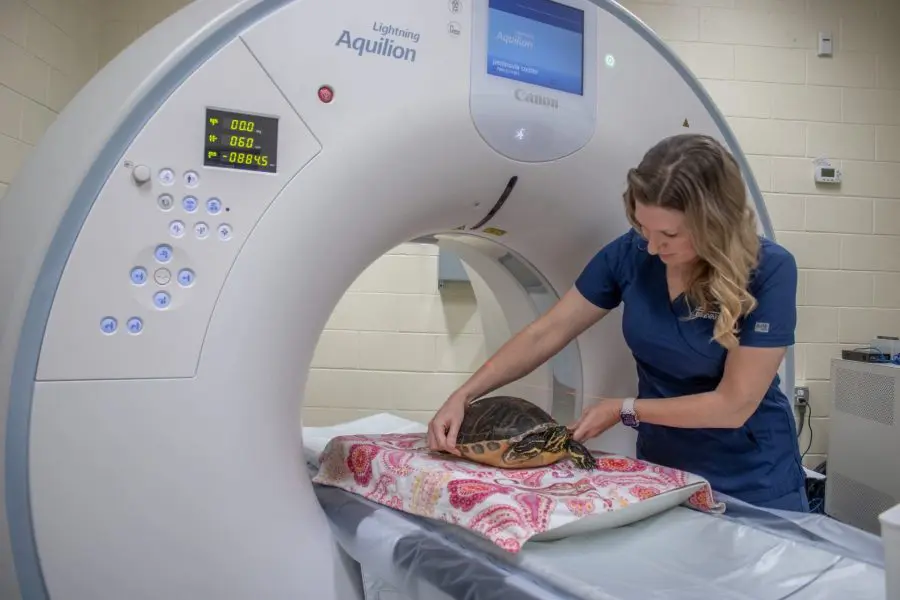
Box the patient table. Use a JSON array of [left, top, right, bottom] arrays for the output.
[[303, 415, 887, 600]]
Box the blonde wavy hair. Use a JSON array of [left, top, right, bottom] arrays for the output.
[[624, 133, 760, 349]]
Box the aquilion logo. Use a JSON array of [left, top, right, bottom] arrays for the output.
[[335, 22, 419, 63], [514, 89, 558, 109]]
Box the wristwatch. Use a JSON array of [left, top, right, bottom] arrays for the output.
[[620, 397, 639, 428]]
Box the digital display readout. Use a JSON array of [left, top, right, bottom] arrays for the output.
[[204, 108, 279, 173]]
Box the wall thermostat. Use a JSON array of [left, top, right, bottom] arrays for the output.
[[818, 31, 833, 57], [815, 164, 842, 184]]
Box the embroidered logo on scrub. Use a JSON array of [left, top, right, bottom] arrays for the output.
[[754, 322, 770, 333], [691, 308, 719, 320]]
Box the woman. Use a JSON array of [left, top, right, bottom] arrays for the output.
[[427, 133, 808, 512]]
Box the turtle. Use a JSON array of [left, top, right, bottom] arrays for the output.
[[453, 395, 597, 470]]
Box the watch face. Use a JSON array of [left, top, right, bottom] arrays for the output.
[[622, 413, 638, 427]]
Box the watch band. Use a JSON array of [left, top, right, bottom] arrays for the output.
[[620, 397, 639, 428]]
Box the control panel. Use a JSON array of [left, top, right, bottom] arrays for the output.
[[814, 163, 842, 184], [36, 39, 322, 381]]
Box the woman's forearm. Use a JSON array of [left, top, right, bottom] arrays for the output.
[[634, 392, 755, 429], [455, 321, 568, 404], [633, 346, 783, 429], [452, 288, 610, 407]]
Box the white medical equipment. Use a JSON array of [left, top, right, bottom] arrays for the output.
[[0, 0, 894, 598], [304, 414, 889, 600], [828, 359, 900, 534]]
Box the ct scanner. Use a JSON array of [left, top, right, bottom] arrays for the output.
[[0, 0, 896, 598]]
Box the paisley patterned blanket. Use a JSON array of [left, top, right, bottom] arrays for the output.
[[312, 432, 724, 553]]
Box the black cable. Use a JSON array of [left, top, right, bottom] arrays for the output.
[[801, 404, 813, 459], [470, 176, 518, 230]]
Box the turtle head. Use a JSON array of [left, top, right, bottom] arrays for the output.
[[565, 437, 597, 470], [497, 423, 597, 469], [540, 425, 596, 469], [500, 423, 560, 465], [543, 424, 571, 453]]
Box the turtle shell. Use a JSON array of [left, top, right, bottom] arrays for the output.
[[454, 395, 576, 469], [456, 395, 554, 444]]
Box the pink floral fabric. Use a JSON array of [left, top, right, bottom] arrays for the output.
[[313, 432, 725, 553]]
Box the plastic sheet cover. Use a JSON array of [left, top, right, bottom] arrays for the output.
[[304, 416, 887, 600]]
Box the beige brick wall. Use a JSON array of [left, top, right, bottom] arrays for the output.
[[0, 0, 101, 200], [2, 1, 899, 460], [305, 243, 489, 426]]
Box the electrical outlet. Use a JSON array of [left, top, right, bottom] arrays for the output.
[[794, 386, 809, 407]]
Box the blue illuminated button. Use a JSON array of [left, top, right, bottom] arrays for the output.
[[126, 317, 143, 334], [182, 196, 198, 212], [130, 266, 148, 285], [153, 291, 171, 309], [177, 268, 195, 287], [206, 197, 222, 215], [100, 317, 117, 334], [154, 244, 173, 263]]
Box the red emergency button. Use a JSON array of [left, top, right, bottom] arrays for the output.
[[317, 85, 334, 103]]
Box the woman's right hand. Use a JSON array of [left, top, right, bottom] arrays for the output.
[[427, 392, 469, 456]]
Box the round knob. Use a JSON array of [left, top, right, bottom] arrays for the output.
[[132, 164, 151, 185]]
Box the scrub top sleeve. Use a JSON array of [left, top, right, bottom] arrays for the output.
[[739, 248, 798, 348], [574, 232, 632, 310]]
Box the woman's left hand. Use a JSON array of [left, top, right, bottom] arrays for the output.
[[569, 398, 625, 442]]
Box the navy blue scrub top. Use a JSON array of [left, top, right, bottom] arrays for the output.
[[575, 229, 806, 506]]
